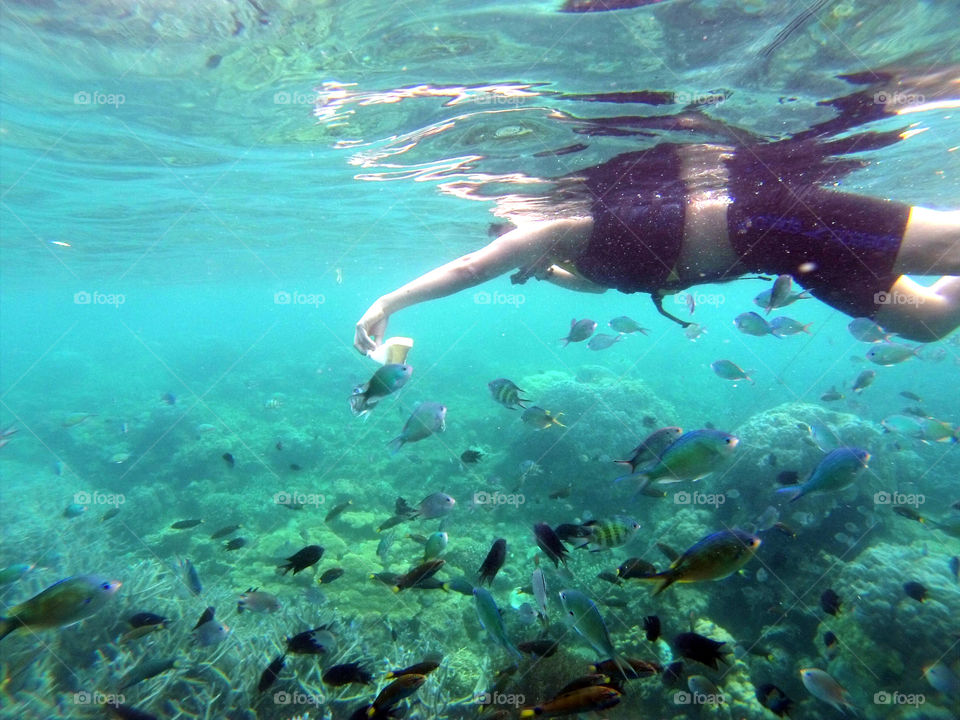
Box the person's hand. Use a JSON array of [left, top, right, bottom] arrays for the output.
[[354, 299, 389, 355]]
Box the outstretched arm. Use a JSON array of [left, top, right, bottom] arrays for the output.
[[354, 218, 592, 353]]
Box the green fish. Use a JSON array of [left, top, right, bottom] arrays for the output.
[[350, 363, 413, 417], [0, 563, 34, 587], [866, 342, 921, 366], [473, 587, 520, 663], [618, 429, 739, 489], [423, 531, 448, 562], [639, 529, 761, 594], [711, 359, 754, 384], [777, 448, 870, 502], [558, 588, 630, 676], [608, 316, 649, 335], [0, 575, 121, 640]]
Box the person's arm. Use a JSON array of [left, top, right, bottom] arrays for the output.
[[354, 218, 592, 353], [537, 265, 607, 293]]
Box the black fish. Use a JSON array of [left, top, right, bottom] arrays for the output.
[[279, 545, 324, 575], [655, 542, 680, 562], [672, 632, 728, 670], [617, 557, 657, 579], [460, 449, 483, 464], [557, 673, 620, 695], [129, 612, 167, 628], [704, 421, 716, 429], [210, 524, 241, 539], [517, 639, 559, 658], [224, 537, 247, 551], [900, 391, 922, 402], [275, 440, 283, 450], [642, 415, 656, 428], [776, 470, 800, 485], [323, 662, 373, 686], [772, 522, 797, 538], [533, 523, 569, 567], [820, 589, 842, 616], [823, 631, 837, 648], [903, 581, 927, 602], [554, 523, 592, 542], [950, 556, 960, 583], [377, 497, 418, 532], [325, 500, 353, 522], [192, 607, 215, 630], [285, 626, 333, 655], [258, 654, 285, 692], [371, 571, 447, 592], [643, 615, 661, 642], [767, 453, 778, 467], [393, 559, 445, 591], [477, 538, 507, 586], [205, 54, 222, 70], [289, 463, 301, 471], [222, 452, 235, 468], [661, 661, 684, 686], [597, 570, 622, 586], [170, 519, 203, 530], [756, 683, 793, 718], [318, 568, 344, 585]]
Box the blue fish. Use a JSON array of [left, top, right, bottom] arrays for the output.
[[778, 448, 870, 502]]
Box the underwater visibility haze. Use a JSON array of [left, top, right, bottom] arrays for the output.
[[1, 1, 959, 719]]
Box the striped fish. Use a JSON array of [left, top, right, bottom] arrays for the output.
[[487, 378, 529, 410], [580, 516, 641, 551]]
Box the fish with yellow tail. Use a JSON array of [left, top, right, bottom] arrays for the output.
[[638, 529, 761, 595]]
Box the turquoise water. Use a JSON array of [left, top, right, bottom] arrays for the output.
[[1, 1, 959, 719]]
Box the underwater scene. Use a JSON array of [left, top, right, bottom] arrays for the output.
[[1, 1, 959, 719]]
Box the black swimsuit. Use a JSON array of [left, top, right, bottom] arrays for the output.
[[573, 144, 909, 319], [574, 144, 687, 294]]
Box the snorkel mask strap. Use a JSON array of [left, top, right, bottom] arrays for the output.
[[651, 293, 692, 328]]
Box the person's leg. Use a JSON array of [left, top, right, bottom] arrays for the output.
[[873, 208, 960, 341], [874, 275, 960, 342], [893, 207, 960, 274]]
